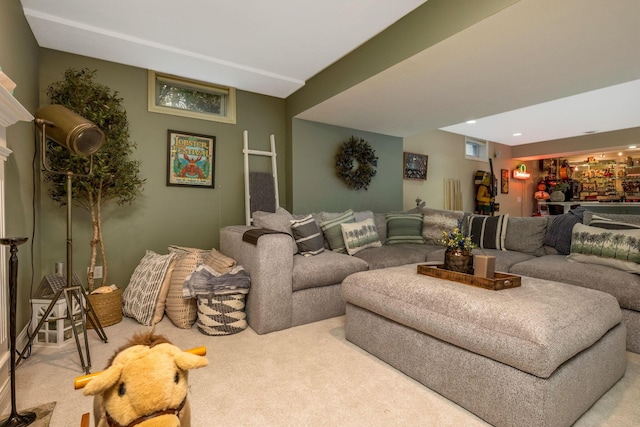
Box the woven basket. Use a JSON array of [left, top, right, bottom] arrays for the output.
[[196, 293, 247, 336], [87, 288, 123, 328]]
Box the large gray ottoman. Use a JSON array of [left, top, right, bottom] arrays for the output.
[[342, 264, 626, 427]]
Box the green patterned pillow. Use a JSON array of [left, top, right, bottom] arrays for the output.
[[319, 209, 355, 253], [386, 213, 425, 245], [340, 218, 382, 255], [567, 223, 640, 273]]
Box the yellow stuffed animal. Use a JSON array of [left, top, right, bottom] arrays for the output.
[[83, 332, 208, 427]]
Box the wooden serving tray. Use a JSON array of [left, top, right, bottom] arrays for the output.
[[417, 264, 521, 291]]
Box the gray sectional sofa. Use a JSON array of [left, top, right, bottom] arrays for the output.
[[220, 207, 640, 353]]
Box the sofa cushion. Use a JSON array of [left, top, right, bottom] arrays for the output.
[[426, 247, 535, 272], [290, 214, 325, 256], [584, 211, 640, 227], [504, 216, 548, 256], [567, 222, 640, 273], [354, 243, 441, 270], [467, 214, 509, 250], [292, 250, 368, 291], [340, 218, 382, 255], [386, 213, 425, 245], [319, 209, 356, 253], [509, 254, 640, 312], [585, 212, 640, 230], [421, 208, 465, 245]]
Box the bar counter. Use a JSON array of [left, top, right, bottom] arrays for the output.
[[538, 201, 640, 215]]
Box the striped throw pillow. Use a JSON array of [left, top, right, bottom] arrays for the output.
[[467, 214, 509, 250], [290, 215, 325, 256], [386, 213, 425, 244], [319, 209, 355, 253]]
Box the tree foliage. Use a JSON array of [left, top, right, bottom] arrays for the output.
[[43, 68, 145, 289]]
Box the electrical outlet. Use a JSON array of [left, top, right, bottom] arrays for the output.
[[88, 266, 103, 279], [517, 197, 522, 203]]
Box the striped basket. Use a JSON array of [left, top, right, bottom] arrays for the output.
[[196, 293, 247, 336]]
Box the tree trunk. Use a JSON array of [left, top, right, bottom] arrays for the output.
[[97, 183, 108, 285], [87, 190, 99, 291]]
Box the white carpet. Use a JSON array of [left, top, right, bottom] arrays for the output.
[[11, 316, 640, 426]]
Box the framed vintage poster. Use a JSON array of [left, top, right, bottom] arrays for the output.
[[167, 130, 215, 188], [501, 169, 509, 194], [403, 152, 428, 180]]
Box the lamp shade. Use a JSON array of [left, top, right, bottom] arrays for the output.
[[35, 105, 105, 155]]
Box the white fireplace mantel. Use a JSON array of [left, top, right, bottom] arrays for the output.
[[0, 73, 33, 413]]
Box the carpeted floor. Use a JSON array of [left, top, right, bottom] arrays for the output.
[[9, 315, 640, 426]]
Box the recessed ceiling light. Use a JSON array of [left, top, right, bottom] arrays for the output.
[[619, 152, 623, 156], [466, 120, 476, 124], [513, 133, 522, 136]]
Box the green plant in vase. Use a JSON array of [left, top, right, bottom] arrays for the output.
[[440, 225, 476, 274], [43, 68, 145, 291]]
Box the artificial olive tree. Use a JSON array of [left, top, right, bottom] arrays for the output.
[[44, 68, 144, 290]]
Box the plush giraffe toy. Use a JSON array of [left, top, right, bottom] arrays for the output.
[[83, 332, 208, 427]]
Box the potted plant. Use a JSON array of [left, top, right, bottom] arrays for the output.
[[43, 68, 144, 324], [440, 225, 476, 274]]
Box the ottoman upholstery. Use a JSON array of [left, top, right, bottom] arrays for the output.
[[342, 264, 626, 427]]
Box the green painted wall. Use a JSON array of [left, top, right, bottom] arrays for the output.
[[38, 50, 286, 289], [291, 119, 402, 214], [1, 0, 40, 330]]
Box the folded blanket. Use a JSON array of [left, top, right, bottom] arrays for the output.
[[183, 264, 251, 298], [242, 228, 290, 245]]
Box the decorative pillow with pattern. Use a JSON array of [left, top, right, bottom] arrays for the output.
[[340, 218, 382, 255], [467, 214, 509, 250], [290, 215, 325, 256], [122, 250, 176, 326], [386, 213, 425, 245], [568, 222, 640, 273], [422, 208, 464, 245], [165, 248, 209, 328], [319, 209, 356, 253]]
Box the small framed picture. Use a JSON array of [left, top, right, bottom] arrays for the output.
[[403, 152, 428, 180], [501, 169, 509, 194], [167, 130, 215, 188]]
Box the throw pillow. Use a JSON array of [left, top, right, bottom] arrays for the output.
[[543, 207, 585, 255], [151, 256, 178, 325], [567, 223, 640, 273], [252, 207, 294, 234], [203, 248, 237, 274], [386, 213, 425, 245], [421, 208, 464, 245], [340, 218, 382, 255], [467, 214, 509, 250], [319, 209, 356, 253], [122, 250, 176, 326], [290, 215, 325, 256], [587, 214, 640, 230], [165, 249, 209, 328]]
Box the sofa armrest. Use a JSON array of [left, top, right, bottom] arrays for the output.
[[220, 225, 295, 334]]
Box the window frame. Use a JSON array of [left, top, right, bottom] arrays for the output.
[[148, 70, 236, 124], [465, 136, 489, 162]]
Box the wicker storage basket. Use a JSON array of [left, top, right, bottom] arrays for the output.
[[196, 293, 247, 336], [87, 288, 123, 328]]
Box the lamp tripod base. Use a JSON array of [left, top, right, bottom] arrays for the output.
[[0, 411, 36, 427]]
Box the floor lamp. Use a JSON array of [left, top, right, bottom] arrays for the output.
[[17, 105, 108, 374]]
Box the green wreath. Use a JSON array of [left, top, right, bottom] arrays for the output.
[[335, 136, 378, 191]]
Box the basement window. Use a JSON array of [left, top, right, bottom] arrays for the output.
[[148, 71, 236, 124], [465, 137, 488, 162]]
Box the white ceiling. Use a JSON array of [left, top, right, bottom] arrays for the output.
[[21, 0, 640, 146]]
